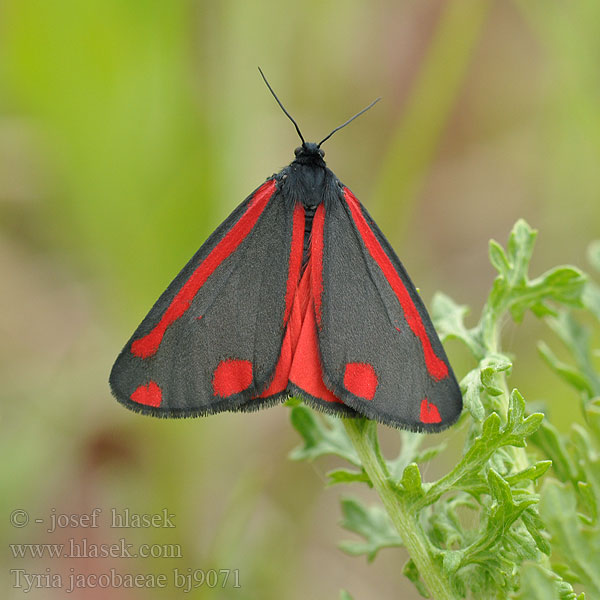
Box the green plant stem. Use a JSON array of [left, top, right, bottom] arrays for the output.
[[344, 419, 457, 600]]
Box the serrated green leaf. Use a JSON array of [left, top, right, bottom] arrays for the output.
[[460, 368, 486, 421], [480, 353, 512, 396], [327, 468, 372, 487], [507, 387, 525, 421], [483, 220, 585, 327], [506, 460, 552, 487], [537, 266, 586, 304], [459, 407, 500, 452], [509, 267, 585, 323], [488, 468, 513, 506], [503, 390, 544, 447], [459, 354, 512, 421], [484, 352, 512, 373], [417, 391, 543, 510], [338, 498, 403, 562], [506, 219, 537, 286], [458, 471, 539, 575], [339, 590, 354, 600], [289, 405, 360, 465]]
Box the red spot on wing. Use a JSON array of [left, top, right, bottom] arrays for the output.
[[344, 362, 378, 400], [343, 188, 448, 381], [213, 359, 253, 397], [131, 179, 277, 359], [420, 397, 442, 424], [131, 381, 162, 407]]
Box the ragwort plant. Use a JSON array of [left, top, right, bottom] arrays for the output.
[[288, 220, 599, 599]]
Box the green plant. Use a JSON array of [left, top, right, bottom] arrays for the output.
[[288, 220, 599, 599]]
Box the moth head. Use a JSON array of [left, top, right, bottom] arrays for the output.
[[294, 143, 325, 159]]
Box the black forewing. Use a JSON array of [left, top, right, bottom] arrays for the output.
[[110, 179, 295, 416], [317, 185, 462, 432]]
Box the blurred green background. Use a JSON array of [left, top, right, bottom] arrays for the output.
[[2, 1, 599, 598]]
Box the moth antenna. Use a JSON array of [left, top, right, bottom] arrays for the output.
[[258, 67, 305, 145], [318, 97, 381, 147]]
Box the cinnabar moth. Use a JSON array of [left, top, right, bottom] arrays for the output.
[[110, 70, 462, 432]]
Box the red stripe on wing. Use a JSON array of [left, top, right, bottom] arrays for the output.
[[288, 203, 341, 403], [311, 203, 325, 328], [259, 204, 306, 397], [131, 179, 277, 359], [343, 188, 448, 381], [260, 202, 341, 404], [288, 262, 342, 403], [283, 204, 306, 325]]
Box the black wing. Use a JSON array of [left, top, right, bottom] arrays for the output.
[[110, 179, 299, 417], [316, 185, 462, 432]]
